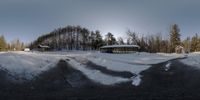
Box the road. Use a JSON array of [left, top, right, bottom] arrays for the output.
[[0, 57, 200, 100]]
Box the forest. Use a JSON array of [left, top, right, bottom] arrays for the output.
[[0, 36, 25, 51], [0, 24, 200, 53]]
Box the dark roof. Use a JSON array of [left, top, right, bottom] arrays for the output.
[[100, 45, 140, 49], [38, 45, 50, 48]]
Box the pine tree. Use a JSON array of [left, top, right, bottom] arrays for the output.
[[191, 33, 199, 52], [182, 37, 191, 53], [170, 24, 181, 52], [155, 34, 162, 52], [81, 28, 89, 50], [197, 37, 200, 51], [105, 32, 116, 45], [138, 36, 148, 52], [90, 31, 96, 50], [94, 30, 103, 49], [0, 35, 7, 51]]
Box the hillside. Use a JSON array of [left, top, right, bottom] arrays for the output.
[[30, 26, 104, 51]]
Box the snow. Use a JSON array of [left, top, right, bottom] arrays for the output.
[[87, 55, 150, 74], [87, 52, 184, 65], [165, 62, 171, 71], [0, 52, 61, 80], [67, 59, 130, 85], [131, 75, 141, 86], [100, 45, 140, 48], [0, 51, 183, 86], [78, 52, 183, 86], [180, 53, 200, 67]]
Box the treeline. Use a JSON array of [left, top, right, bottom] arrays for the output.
[[1, 24, 200, 53], [183, 33, 200, 52], [0, 36, 25, 51], [103, 29, 173, 53], [30, 26, 104, 50], [117, 24, 181, 53], [111, 24, 195, 53], [30, 24, 200, 53], [123, 24, 200, 53]]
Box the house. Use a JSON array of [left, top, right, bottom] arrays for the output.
[[38, 44, 50, 51], [100, 45, 140, 53], [175, 45, 185, 54], [24, 48, 30, 52]]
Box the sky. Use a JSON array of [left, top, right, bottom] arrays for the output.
[[0, 0, 200, 43]]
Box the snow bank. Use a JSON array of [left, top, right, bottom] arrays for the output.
[[87, 52, 184, 65], [0, 52, 62, 80], [180, 53, 200, 67]]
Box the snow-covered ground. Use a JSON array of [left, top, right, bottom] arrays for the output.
[[180, 52, 200, 67], [68, 58, 130, 85], [0, 51, 185, 86], [0, 52, 61, 80]]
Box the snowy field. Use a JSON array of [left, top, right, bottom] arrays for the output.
[[0, 51, 188, 86]]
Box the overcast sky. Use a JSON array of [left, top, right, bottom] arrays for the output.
[[0, 0, 200, 43]]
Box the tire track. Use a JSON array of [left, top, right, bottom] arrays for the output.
[[69, 57, 135, 79]]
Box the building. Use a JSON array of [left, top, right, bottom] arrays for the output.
[[38, 44, 50, 51], [100, 45, 140, 53], [24, 48, 30, 52], [175, 45, 185, 54]]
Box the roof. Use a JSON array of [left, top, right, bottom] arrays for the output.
[[175, 45, 184, 49], [100, 45, 140, 49], [38, 45, 50, 48]]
